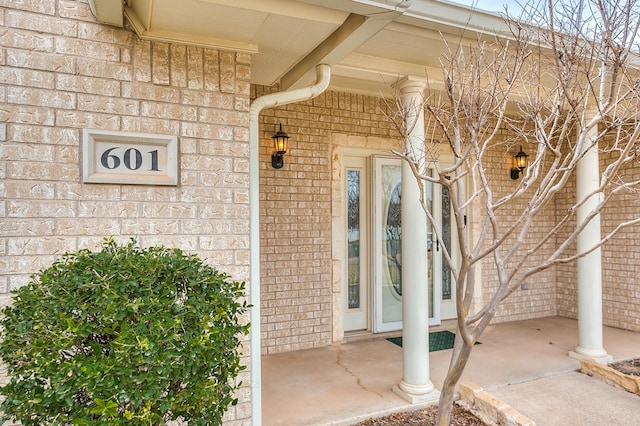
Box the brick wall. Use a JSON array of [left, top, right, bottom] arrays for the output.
[[601, 187, 640, 331], [555, 139, 640, 333], [555, 167, 578, 322], [473, 140, 559, 324], [598, 139, 640, 331], [254, 86, 396, 353], [0, 1, 252, 423]]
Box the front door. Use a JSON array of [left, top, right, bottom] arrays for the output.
[[342, 154, 458, 334]]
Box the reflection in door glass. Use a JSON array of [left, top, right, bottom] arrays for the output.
[[386, 182, 402, 296], [425, 171, 434, 318], [347, 170, 360, 309], [377, 162, 403, 329], [442, 185, 452, 300]]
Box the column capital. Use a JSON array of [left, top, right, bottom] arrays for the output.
[[392, 75, 427, 94]]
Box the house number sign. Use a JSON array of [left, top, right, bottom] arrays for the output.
[[83, 129, 178, 185]]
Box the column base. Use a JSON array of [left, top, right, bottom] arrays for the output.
[[569, 347, 613, 365], [393, 382, 440, 404]]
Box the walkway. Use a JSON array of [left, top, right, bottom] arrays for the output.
[[262, 316, 640, 425]]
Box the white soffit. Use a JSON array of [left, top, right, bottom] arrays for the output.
[[248, 14, 345, 86], [398, 0, 512, 36], [124, 0, 349, 85], [198, 0, 347, 23], [125, 0, 259, 53], [354, 26, 444, 69]]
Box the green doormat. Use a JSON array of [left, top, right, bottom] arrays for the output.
[[387, 330, 475, 352]]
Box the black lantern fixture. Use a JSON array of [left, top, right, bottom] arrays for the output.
[[271, 123, 289, 169], [510, 145, 528, 180]]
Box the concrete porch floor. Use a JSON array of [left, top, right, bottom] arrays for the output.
[[262, 316, 640, 425]]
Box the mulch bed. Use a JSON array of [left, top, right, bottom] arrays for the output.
[[610, 358, 640, 377], [354, 403, 486, 426]]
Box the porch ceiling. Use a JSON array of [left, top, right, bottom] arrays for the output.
[[96, 0, 510, 95]]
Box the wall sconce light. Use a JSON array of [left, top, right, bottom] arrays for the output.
[[510, 145, 528, 180], [271, 123, 289, 169]]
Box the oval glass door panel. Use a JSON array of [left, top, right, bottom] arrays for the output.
[[374, 158, 403, 332], [385, 179, 402, 298]]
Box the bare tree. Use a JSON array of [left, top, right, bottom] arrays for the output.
[[388, 0, 640, 424]]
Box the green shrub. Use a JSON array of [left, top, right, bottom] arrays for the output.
[[0, 238, 250, 425]]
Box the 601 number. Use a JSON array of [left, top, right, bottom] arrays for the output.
[[100, 147, 161, 172]]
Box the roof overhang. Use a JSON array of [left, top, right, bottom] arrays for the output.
[[88, 0, 511, 96]]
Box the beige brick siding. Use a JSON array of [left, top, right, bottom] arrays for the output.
[[555, 138, 640, 333], [254, 86, 396, 354], [1, 1, 251, 423], [477, 140, 559, 324], [555, 167, 578, 322], [599, 148, 640, 331]]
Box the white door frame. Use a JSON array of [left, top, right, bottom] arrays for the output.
[[341, 151, 459, 333]]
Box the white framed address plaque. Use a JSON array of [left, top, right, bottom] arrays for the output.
[[82, 129, 178, 185]]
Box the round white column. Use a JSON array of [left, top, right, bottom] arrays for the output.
[[392, 76, 439, 402], [570, 123, 611, 364]]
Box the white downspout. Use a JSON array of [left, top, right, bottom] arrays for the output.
[[248, 64, 331, 426]]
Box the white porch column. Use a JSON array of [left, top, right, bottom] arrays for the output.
[[392, 76, 439, 403], [569, 120, 612, 364]]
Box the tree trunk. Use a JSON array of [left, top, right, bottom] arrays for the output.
[[436, 333, 474, 426]]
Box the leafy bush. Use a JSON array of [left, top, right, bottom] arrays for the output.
[[0, 238, 250, 425]]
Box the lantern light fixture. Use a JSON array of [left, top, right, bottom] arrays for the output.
[[510, 145, 528, 180], [271, 123, 289, 169]]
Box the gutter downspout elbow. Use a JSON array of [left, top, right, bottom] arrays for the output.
[[249, 64, 331, 120], [248, 64, 330, 426]]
